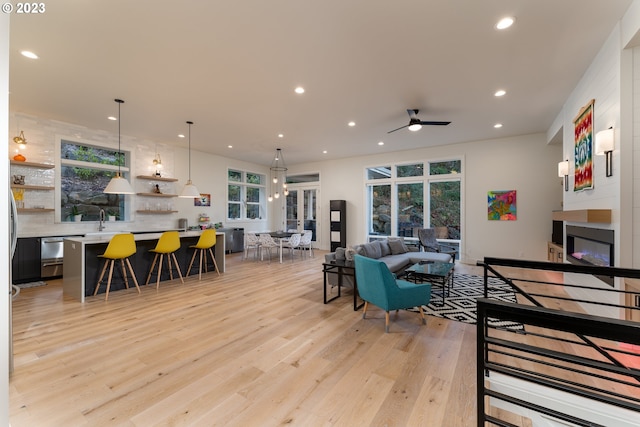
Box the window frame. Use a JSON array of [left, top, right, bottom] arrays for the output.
[[365, 158, 463, 243], [227, 168, 266, 221], [58, 138, 132, 223]]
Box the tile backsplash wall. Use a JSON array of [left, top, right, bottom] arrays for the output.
[[10, 112, 182, 237]]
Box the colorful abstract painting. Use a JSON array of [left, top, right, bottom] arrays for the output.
[[488, 190, 517, 221], [573, 99, 594, 191]]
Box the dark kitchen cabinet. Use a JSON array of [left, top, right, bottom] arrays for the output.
[[12, 237, 41, 284]]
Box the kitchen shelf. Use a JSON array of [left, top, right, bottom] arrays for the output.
[[136, 192, 178, 197], [136, 210, 178, 214], [137, 175, 178, 182], [17, 208, 55, 213], [11, 184, 55, 191], [10, 160, 55, 169]]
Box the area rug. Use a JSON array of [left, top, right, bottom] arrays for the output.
[[16, 280, 47, 289], [409, 273, 522, 329]]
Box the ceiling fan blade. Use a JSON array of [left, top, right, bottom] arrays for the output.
[[419, 121, 451, 126], [387, 124, 409, 134]]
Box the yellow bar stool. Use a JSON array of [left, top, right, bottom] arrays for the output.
[[145, 231, 184, 289], [94, 233, 140, 301], [187, 229, 221, 280]]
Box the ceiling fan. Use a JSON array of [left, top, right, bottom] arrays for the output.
[[387, 109, 451, 133]]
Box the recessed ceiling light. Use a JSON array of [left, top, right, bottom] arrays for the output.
[[496, 17, 515, 30], [378, 141, 384, 146], [294, 86, 305, 94], [323, 150, 328, 154], [494, 89, 506, 97], [494, 123, 503, 128], [348, 121, 356, 127], [278, 134, 284, 138], [107, 116, 117, 121], [178, 134, 185, 138], [228, 145, 233, 148], [20, 50, 38, 59]]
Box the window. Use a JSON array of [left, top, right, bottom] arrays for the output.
[[60, 139, 130, 222], [227, 169, 266, 220], [366, 160, 462, 241]]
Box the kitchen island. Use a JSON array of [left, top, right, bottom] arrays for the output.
[[63, 230, 225, 302]]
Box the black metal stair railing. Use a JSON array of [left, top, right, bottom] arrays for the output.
[[476, 257, 640, 427]]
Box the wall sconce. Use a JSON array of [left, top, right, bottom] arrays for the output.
[[558, 159, 569, 192], [152, 153, 163, 177], [595, 127, 614, 177]]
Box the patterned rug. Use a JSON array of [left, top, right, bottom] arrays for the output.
[[408, 273, 522, 329]]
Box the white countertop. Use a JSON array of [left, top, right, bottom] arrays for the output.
[[65, 230, 219, 244]]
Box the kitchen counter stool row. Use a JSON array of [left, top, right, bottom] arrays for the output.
[[63, 230, 224, 302]]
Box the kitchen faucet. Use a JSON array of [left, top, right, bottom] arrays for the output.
[[98, 209, 106, 231]]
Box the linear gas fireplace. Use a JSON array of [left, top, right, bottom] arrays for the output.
[[566, 225, 615, 286]]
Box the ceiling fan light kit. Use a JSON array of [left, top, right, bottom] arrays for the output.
[[388, 109, 451, 134]]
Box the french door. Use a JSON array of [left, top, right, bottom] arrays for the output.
[[285, 186, 319, 245]]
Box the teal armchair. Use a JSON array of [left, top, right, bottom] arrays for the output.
[[354, 254, 432, 333]]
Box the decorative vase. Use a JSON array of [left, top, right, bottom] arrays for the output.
[[74, 214, 82, 222], [13, 153, 26, 162], [108, 216, 116, 222]]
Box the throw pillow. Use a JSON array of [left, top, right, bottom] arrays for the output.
[[378, 240, 391, 257], [361, 242, 382, 259], [388, 238, 408, 255], [335, 247, 346, 261], [345, 247, 356, 261]]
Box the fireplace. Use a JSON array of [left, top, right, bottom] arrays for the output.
[[566, 225, 615, 285]]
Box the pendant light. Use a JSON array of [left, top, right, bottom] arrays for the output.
[[179, 121, 201, 198], [268, 148, 288, 202], [104, 99, 135, 194]]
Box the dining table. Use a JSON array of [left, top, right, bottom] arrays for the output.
[[267, 231, 294, 263]]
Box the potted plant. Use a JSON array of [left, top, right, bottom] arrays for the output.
[[107, 209, 119, 222], [70, 205, 82, 222]]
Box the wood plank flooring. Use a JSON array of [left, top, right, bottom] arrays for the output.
[[10, 251, 502, 426]]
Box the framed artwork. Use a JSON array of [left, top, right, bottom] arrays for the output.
[[573, 99, 594, 192], [488, 190, 517, 221], [195, 193, 210, 206]]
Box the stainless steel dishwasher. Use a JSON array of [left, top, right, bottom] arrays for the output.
[[41, 237, 65, 278]]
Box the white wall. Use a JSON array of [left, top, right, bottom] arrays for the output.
[[289, 133, 562, 264], [8, 112, 271, 237], [1, 10, 10, 426]]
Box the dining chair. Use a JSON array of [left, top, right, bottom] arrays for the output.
[[244, 232, 261, 261], [94, 233, 140, 301], [299, 230, 313, 258], [281, 233, 301, 262], [258, 233, 280, 263]]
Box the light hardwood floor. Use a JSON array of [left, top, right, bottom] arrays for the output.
[[10, 251, 507, 426]]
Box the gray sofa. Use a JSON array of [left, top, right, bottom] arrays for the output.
[[324, 238, 453, 286]]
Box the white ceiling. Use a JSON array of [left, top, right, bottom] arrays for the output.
[[8, 0, 634, 166]]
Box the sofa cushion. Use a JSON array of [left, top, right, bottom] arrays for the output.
[[408, 251, 453, 264], [359, 242, 382, 259], [378, 240, 391, 257], [388, 238, 409, 255], [380, 254, 412, 273]]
